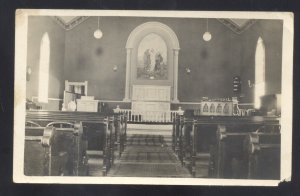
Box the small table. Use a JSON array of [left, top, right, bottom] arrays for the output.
[[76, 99, 99, 112]]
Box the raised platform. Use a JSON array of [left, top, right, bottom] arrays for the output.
[[127, 124, 172, 136], [127, 123, 172, 130]]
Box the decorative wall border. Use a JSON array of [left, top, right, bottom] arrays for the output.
[[52, 16, 90, 31], [218, 19, 256, 34]]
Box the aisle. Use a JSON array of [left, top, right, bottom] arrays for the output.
[[107, 134, 192, 178], [87, 150, 104, 176]]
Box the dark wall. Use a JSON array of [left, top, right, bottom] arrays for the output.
[[177, 18, 242, 101], [64, 17, 128, 101], [64, 17, 282, 102], [26, 16, 65, 100], [26, 16, 282, 104], [63, 17, 238, 101]]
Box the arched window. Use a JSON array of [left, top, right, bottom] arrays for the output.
[[223, 103, 229, 114], [38, 33, 50, 103], [254, 37, 265, 109], [203, 104, 208, 112], [216, 104, 222, 113], [210, 104, 215, 113]]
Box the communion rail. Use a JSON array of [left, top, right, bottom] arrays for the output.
[[117, 109, 182, 123]]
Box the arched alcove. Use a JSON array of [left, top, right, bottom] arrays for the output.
[[123, 22, 180, 102]]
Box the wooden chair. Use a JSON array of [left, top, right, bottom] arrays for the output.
[[65, 80, 88, 95]]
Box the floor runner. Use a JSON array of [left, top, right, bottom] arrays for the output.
[[108, 134, 191, 177]]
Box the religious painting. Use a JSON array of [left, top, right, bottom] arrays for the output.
[[137, 33, 168, 80]]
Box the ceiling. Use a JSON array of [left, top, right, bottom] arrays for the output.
[[52, 16, 89, 30], [217, 18, 256, 34], [53, 16, 255, 34], [229, 19, 252, 28], [57, 16, 79, 23]]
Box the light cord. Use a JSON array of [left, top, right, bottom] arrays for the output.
[[206, 18, 208, 32]]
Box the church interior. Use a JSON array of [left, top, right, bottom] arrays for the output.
[[24, 15, 283, 179]]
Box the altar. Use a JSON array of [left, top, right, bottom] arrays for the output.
[[131, 85, 171, 121]]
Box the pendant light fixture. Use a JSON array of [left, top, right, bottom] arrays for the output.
[[94, 16, 103, 39], [203, 18, 212, 42]]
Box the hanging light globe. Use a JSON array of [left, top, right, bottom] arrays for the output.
[[94, 29, 103, 39], [203, 31, 212, 41], [94, 16, 103, 39], [203, 18, 212, 42]]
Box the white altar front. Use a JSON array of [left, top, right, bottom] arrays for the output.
[[131, 85, 171, 121]]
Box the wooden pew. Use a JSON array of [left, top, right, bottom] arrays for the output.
[[25, 126, 78, 176], [172, 117, 176, 151], [212, 125, 251, 179], [172, 115, 183, 157], [180, 118, 209, 177], [181, 118, 193, 167], [172, 116, 206, 176], [25, 110, 120, 176], [116, 114, 127, 157], [46, 121, 88, 176], [245, 131, 281, 179], [181, 116, 280, 178], [213, 122, 280, 179]]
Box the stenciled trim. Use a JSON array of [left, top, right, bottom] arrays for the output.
[[126, 21, 180, 49], [218, 19, 256, 34], [52, 16, 90, 31]]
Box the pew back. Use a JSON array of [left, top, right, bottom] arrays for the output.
[[25, 110, 127, 176], [25, 126, 75, 176], [246, 132, 281, 179], [174, 115, 280, 179]]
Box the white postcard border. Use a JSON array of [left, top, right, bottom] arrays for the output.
[[13, 9, 293, 185]]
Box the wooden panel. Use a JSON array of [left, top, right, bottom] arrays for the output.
[[194, 101, 234, 116], [32, 97, 62, 111], [132, 85, 170, 101], [132, 101, 170, 111], [132, 101, 171, 121]]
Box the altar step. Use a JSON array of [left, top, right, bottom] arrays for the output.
[[127, 125, 172, 147], [127, 124, 172, 136]]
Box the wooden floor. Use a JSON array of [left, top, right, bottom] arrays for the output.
[[87, 150, 104, 176]]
